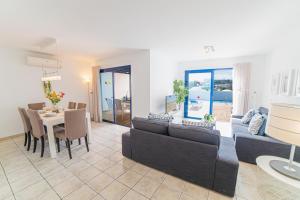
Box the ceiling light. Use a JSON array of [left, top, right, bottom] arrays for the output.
[[41, 75, 61, 81]]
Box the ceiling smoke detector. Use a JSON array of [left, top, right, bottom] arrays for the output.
[[204, 46, 215, 54]]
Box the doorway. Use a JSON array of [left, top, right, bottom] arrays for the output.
[[100, 65, 131, 127], [184, 68, 233, 121]]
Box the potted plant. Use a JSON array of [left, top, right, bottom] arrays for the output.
[[173, 80, 188, 110]]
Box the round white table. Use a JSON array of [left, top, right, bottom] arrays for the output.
[[256, 156, 300, 200]]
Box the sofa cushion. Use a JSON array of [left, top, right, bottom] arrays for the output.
[[168, 123, 220, 147], [231, 118, 248, 127], [248, 114, 264, 135], [132, 117, 169, 135], [257, 114, 267, 136], [241, 109, 255, 124]]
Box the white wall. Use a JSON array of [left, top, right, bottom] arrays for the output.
[[97, 50, 151, 118], [177, 55, 268, 109], [262, 42, 300, 107], [0, 48, 92, 138], [149, 50, 177, 113]]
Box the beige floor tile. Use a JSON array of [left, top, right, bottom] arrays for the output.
[[93, 158, 116, 171], [133, 176, 161, 198], [183, 182, 209, 200], [47, 169, 74, 187], [100, 181, 130, 200], [122, 190, 148, 200], [10, 172, 43, 193], [88, 173, 114, 193], [180, 193, 199, 200], [64, 185, 97, 200], [208, 191, 235, 200], [53, 176, 83, 198], [105, 163, 128, 179], [145, 169, 166, 183], [14, 180, 51, 200], [81, 152, 104, 164], [118, 158, 136, 169], [131, 163, 151, 176], [39, 189, 61, 200], [67, 160, 90, 176], [117, 170, 143, 188], [0, 183, 13, 200], [162, 175, 185, 192], [109, 151, 124, 162], [91, 195, 106, 200], [236, 182, 262, 200], [77, 166, 102, 183], [6, 165, 38, 183], [152, 184, 181, 200]]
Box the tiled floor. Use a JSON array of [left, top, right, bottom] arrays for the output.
[[1, 122, 261, 200]]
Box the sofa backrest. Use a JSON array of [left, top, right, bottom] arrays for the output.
[[168, 124, 221, 147], [132, 117, 169, 135]]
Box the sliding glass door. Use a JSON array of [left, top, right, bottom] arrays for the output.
[[100, 66, 132, 127], [184, 68, 233, 121]]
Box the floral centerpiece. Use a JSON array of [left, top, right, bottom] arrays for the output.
[[46, 91, 65, 112]]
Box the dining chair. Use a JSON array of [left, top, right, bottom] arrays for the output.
[[77, 103, 87, 110], [28, 102, 46, 110], [54, 109, 89, 159], [27, 109, 47, 157], [18, 107, 32, 150], [68, 102, 77, 109]]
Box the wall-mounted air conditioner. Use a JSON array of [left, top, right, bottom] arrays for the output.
[[27, 56, 61, 68]]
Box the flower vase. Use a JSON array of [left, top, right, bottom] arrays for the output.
[[51, 103, 59, 113]]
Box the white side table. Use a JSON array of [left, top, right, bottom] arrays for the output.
[[256, 156, 300, 200]]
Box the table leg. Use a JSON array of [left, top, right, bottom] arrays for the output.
[[86, 112, 92, 143], [46, 124, 57, 158]]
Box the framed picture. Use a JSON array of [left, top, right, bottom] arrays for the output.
[[279, 69, 295, 96], [294, 69, 300, 97], [271, 73, 280, 95]]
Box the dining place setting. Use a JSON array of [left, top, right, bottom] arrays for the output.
[[18, 90, 92, 160]]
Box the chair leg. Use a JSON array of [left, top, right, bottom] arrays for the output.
[[33, 138, 38, 153], [40, 136, 45, 157], [56, 138, 60, 152], [84, 135, 89, 152], [78, 138, 81, 145], [27, 132, 31, 151], [70, 141, 73, 145], [66, 139, 72, 159], [24, 132, 27, 146]]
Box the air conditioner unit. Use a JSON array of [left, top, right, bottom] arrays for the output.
[[27, 56, 61, 68]]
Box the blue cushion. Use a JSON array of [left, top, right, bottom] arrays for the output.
[[257, 114, 267, 136]]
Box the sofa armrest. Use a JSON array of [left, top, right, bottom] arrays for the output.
[[234, 132, 300, 164], [213, 137, 239, 197], [122, 131, 132, 158], [231, 115, 243, 119]]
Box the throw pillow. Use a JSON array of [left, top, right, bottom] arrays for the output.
[[241, 109, 255, 124], [182, 119, 215, 130], [148, 113, 174, 122], [257, 114, 268, 136], [248, 113, 264, 135]]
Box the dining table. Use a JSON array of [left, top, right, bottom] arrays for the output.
[[40, 110, 92, 158]]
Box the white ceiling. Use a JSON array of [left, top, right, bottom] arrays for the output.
[[0, 0, 299, 61]]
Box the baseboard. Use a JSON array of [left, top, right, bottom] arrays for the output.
[[0, 133, 23, 141]]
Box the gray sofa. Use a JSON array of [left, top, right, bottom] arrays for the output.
[[122, 117, 239, 197], [232, 107, 300, 164]]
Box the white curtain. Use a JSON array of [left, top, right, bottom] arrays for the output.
[[232, 63, 251, 115], [91, 66, 102, 122]]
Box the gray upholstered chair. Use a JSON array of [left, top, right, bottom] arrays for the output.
[[27, 109, 47, 157], [68, 102, 77, 109], [77, 103, 87, 110], [18, 107, 32, 150], [55, 109, 89, 159], [28, 102, 46, 110]]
